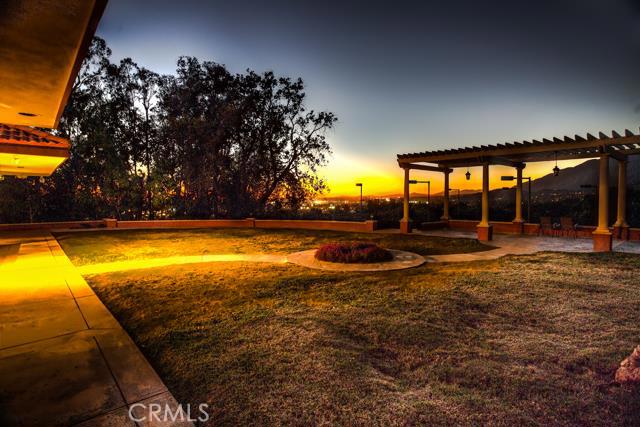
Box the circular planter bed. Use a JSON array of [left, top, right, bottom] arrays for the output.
[[288, 243, 425, 272], [314, 242, 393, 264]]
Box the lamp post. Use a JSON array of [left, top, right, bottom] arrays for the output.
[[501, 175, 532, 222], [580, 184, 597, 225], [355, 182, 363, 213], [408, 180, 431, 203], [409, 179, 431, 221], [449, 188, 461, 218]]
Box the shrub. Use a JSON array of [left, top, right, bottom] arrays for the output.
[[314, 242, 393, 264]]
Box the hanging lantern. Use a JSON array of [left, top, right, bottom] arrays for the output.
[[553, 152, 560, 176], [465, 167, 471, 181]]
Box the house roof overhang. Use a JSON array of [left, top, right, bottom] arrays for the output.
[[0, 124, 70, 177], [397, 129, 640, 169], [0, 0, 108, 129]]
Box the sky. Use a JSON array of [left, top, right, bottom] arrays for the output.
[[97, 0, 640, 196]]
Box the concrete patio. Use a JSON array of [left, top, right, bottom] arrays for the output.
[[0, 231, 191, 426], [414, 229, 640, 262]]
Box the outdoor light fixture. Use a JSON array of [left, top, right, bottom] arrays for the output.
[[409, 179, 431, 202], [449, 187, 462, 217], [409, 179, 431, 220], [355, 183, 363, 213], [553, 152, 560, 176], [465, 167, 471, 181]]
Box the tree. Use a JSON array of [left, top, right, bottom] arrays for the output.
[[0, 37, 336, 223], [157, 58, 336, 218]]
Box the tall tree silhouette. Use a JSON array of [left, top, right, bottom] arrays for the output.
[[0, 37, 336, 222]]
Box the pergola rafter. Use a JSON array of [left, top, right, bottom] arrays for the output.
[[396, 128, 639, 251], [397, 128, 640, 167]]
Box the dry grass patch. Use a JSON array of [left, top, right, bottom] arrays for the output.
[[69, 240, 640, 426], [55, 228, 488, 266]]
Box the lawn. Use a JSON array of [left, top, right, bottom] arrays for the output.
[[58, 229, 640, 426], [55, 228, 489, 265]]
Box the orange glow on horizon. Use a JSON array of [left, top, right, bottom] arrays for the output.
[[321, 155, 589, 198]]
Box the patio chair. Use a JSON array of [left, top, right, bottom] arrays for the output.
[[559, 217, 577, 238], [539, 216, 556, 237]]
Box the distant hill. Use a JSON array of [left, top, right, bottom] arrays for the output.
[[529, 156, 640, 192], [319, 157, 640, 201], [431, 189, 482, 197]]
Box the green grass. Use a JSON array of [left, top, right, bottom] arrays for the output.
[[54, 228, 489, 265], [59, 230, 640, 426]]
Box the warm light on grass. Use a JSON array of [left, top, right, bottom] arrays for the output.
[[76, 254, 287, 275], [55, 228, 488, 268]]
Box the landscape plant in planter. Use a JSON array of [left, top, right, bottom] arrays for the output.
[[314, 242, 393, 263]]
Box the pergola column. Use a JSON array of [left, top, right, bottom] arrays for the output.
[[613, 157, 629, 240], [593, 153, 612, 252], [513, 164, 524, 233], [400, 167, 412, 233], [441, 169, 450, 221], [477, 162, 493, 241]]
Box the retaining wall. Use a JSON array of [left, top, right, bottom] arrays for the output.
[[0, 220, 106, 232], [0, 218, 378, 234]]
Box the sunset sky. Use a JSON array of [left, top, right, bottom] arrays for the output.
[[97, 0, 640, 196]]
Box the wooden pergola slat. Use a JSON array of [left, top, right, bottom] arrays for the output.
[[397, 129, 639, 166]]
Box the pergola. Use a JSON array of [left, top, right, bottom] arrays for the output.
[[397, 129, 640, 252]]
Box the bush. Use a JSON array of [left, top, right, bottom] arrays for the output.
[[314, 242, 393, 264]]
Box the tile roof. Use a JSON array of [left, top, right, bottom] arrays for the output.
[[0, 124, 70, 149]]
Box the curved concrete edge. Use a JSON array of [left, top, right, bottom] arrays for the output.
[[286, 249, 425, 272]]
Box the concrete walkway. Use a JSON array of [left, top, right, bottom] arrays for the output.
[[0, 231, 191, 426], [414, 229, 640, 262]]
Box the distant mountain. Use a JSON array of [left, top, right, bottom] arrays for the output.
[[529, 156, 640, 193], [319, 157, 640, 201], [431, 189, 482, 197]]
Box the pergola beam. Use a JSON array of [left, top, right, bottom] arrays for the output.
[[398, 162, 453, 173], [607, 149, 627, 162], [398, 132, 640, 165], [488, 157, 524, 167]]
